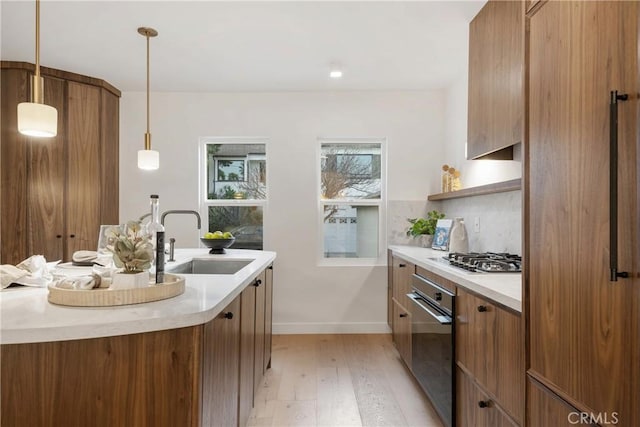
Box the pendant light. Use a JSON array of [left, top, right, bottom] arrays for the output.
[[17, 0, 57, 138], [137, 27, 159, 170]]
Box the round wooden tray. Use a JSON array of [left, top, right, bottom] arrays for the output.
[[48, 273, 185, 307]]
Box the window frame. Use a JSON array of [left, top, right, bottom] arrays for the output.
[[199, 137, 269, 248], [317, 137, 387, 266]]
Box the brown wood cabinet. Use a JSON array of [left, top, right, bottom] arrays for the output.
[[467, 0, 523, 159], [0, 61, 119, 264], [201, 297, 241, 427], [526, 377, 587, 427], [456, 288, 523, 425], [389, 254, 415, 368], [457, 367, 517, 427], [391, 255, 414, 315], [239, 285, 256, 427], [253, 270, 267, 397], [1, 266, 274, 427], [264, 264, 273, 372], [391, 297, 412, 368], [1, 327, 202, 427], [526, 1, 639, 424]]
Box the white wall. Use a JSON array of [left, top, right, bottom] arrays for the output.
[[120, 90, 446, 333]]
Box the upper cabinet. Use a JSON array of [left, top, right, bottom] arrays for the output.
[[467, 0, 523, 160], [0, 62, 120, 264]]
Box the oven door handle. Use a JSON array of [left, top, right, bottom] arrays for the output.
[[407, 293, 452, 325]]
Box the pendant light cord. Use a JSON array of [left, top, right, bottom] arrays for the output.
[[146, 33, 150, 135], [35, 0, 40, 79]]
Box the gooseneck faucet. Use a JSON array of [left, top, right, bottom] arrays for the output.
[[161, 210, 202, 229]]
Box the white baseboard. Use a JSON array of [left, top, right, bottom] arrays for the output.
[[272, 322, 392, 335]]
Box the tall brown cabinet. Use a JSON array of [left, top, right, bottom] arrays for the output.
[[526, 2, 639, 425], [1, 62, 120, 264]]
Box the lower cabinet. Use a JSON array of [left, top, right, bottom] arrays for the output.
[[456, 288, 523, 425], [202, 296, 241, 427], [239, 285, 256, 427], [264, 264, 273, 372], [254, 270, 267, 397], [457, 368, 517, 427], [527, 377, 585, 427], [391, 297, 412, 368]]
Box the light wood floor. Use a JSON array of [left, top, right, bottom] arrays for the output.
[[248, 334, 444, 427]]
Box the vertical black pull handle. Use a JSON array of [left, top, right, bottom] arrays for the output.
[[610, 90, 630, 281]]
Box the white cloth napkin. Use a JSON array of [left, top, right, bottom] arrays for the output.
[[1, 255, 59, 289]]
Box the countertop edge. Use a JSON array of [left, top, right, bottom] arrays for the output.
[[389, 245, 522, 313]]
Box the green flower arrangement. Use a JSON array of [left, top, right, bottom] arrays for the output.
[[107, 221, 154, 273], [406, 210, 446, 237]]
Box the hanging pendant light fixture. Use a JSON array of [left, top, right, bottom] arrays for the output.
[[137, 27, 159, 170], [17, 0, 58, 138]]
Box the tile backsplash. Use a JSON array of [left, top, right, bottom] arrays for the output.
[[387, 191, 522, 254], [440, 190, 522, 254]]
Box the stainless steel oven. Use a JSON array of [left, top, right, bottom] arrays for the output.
[[408, 274, 455, 427]]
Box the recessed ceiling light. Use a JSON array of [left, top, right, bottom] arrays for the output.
[[329, 69, 343, 79]]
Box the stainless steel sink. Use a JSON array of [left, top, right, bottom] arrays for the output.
[[167, 259, 253, 275]]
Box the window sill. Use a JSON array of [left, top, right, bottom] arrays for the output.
[[427, 178, 521, 201]]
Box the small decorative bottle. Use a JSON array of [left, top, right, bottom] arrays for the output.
[[447, 167, 457, 192], [448, 217, 469, 253], [146, 194, 165, 284], [442, 164, 450, 192]]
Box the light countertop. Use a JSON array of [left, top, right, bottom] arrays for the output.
[[0, 249, 276, 345], [388, 245, 522, 313]]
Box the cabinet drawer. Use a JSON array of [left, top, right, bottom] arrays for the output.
[[457, 368, 517, 427], [456, 288, 523, 423], [391, 256, 414, 312]]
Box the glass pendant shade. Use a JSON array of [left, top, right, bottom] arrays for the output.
[[17, 102, 58, 137], [138, 149, 159, 170]]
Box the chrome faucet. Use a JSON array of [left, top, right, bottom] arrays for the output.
[[161, 210, 202, 229], [139, 212, 152, 222]]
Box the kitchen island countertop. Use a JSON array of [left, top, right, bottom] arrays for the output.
[[0, 249, 276, 345], [389, 245, 522, 313]]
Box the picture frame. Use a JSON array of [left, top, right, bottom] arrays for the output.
[[431, 219, 453, 250]]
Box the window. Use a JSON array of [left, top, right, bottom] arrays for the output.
[[201, 138, 267, 250], [319, 139, 385, 263]]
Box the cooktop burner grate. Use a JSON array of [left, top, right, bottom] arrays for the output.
[[444, 252, 522, 273]]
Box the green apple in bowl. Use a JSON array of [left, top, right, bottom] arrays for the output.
[[223, 231, 234, 239]]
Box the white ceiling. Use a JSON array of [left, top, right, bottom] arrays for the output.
[[1, 0, 485, 92]]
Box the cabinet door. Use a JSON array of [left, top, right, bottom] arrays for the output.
[[1, 68, 30, 265], [99, 88, 119, 226], [201, 297, 241, 427], [254, 270, 267, 396], [387, 250, 393, 326], [27, 75, 66, 261], [528, 2, 639, 424], [392, 298, 411, 368], [457, 368, 517, 427], [239, 285, 256, 427], [264, 264, 273, 372], [66, 82, 101, 259], [467, 0, 523, 159], [527, 377, 588, 427], [392, 256, 414, 313], [456, 289, 523, 423]]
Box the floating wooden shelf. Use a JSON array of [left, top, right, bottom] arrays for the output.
[[428, 178, 521, 201]]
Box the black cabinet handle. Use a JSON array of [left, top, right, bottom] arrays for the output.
[[268, 265, 273, 270], [478, 400, 490, 409], [477, 305, 488, 312], [69, 234, 75, 238], [399, 263, 406, 268], [399, 313, 408, 318], [56, 234, 62, 238], [223, 312, 234, 320], [254, 279, 262, 287], [609, 90, 630, 281]]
